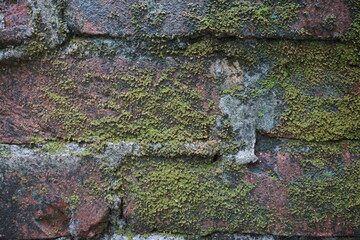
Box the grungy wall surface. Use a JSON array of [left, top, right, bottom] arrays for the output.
[[0, 0, 359, 239]]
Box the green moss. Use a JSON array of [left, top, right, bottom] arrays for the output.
[[130, 3, 169, 31], [25, 12, 48, 57], [66, 194, 80, 210], [30, 37, 358, 152], [130, 3, 148, 29], [0, 145, 8, 156], [26, 33, 47, 57], [184, 39, 258, 65], [274, 140, 360, 228], [221, 86, 245, 97], [38, 59, 225, 155], [122, 158, 273, 235], [282, 140, 359, 170], [195, 0, 300, 37], [84, 68, 215, 145], [184, 39, 359, 142], [84, 179, 104, 197], [41, 89, 88, 140], [343, 0, 360, 45], [265, 42, 360, 141], [114, 228, 137, 240], [42, 142, 67, 154], [184, 39, 220, 59], [289, 159, 360, 227]]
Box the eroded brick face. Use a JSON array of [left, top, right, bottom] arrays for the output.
[[0, 0, 31, 45], [292, 0, 352, 38], [0, 154, 109, 239]]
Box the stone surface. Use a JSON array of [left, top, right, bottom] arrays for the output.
[[64, 0, 355, 39], [0, 0, 68, 61], [0, 52, 220, 145], [0, 0, 359, 239], [207, 234, 274, 240], [0, 0, 358, 62], [64, 0, 204, 37], [0, 0, 31, 46], [0, 37, 359, 238], [0, 145, 109, 239], [102, 233, 129, 240], [219, 91, 280, 164], [133, 235, 185, 240], [122, 138, 360, 236]]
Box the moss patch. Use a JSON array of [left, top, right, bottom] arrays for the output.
[[289, 159, 360, 227], [290, 141, 358, 170], [265, 42, 360, 141], [183, 38, 359, 142], [122, 158, 273, 235], [194, 0, 300, 37], [21, 36, 359, 151], [36, 57, 229, 155]]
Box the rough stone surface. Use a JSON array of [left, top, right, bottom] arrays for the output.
[[132, 235, 185, 240], [0, 0, 31, 46], [0, 54, 220, 144], [219, 91, 280, 164], [0, 0, 359, 239], [208, 234, 274, 240], [0, 0, 68, 61], [64, 0, 355, 39], [64, 0, 199, 37], [122, 138, 360, 237], [216, 61, 279, 164], [0, 145, 109, 239]]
